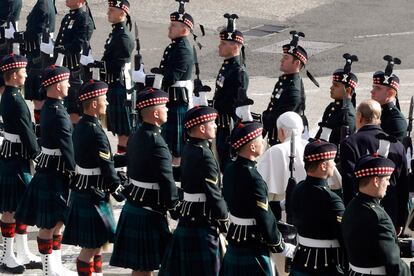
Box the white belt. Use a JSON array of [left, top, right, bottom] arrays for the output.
[[349, 264, 386, 275], [75, 165, 101, 176], [41, 147, 62, 156], [298, 235, 340, 248], [4, 132, 21, 143], [171, 80, 192, 88], [229, 213, 256, 226], [130, 179, 160, 190], [183, 192, 206, 202]]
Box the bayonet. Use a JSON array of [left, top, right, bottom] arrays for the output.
[[192, 45, 210, 97]]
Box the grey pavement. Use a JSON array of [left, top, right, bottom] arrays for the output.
[[2, 0, 414, 274]]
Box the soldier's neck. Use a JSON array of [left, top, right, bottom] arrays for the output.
[[5, 82, 21, 88]]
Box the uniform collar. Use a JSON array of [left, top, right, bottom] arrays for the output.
[[112, 21, 126, 30], [280, 73, 299, 80], [141, 122, 162, 133], [82, 114, 99, 124], [171, 36, 185, 44], [69, 7, 83, 15], [305, 175, 328, 186], [381, 101, 395, 110], [4, 86, 20, 93], [223, 55, 240, 65], [45, 97, 64, 106], [186, 136, 209, 147], [235, 156, 257, 167], [357, 192, 381, 205], [357, 124, 382, 132]]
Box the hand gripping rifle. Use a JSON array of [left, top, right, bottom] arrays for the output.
[[128, 22, 143, 133], [192, 45, 211, 98]]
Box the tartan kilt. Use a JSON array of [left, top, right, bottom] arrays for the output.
[[110, 202, 172, 271], [64, 75, 82, 115], [24, 53, 44, 101], [106, 82, 132, 136], [62, 191, 115, 248], [0, 158, 32, 213], [162, 102, 188, 158], [220, 244, 272, 276], [159, 224, 220, 276], [15, 171, 69, 229]]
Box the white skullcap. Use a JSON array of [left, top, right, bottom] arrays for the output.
[[276, 111, 304, 132]]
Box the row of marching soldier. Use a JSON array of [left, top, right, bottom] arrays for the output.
[[0, 0, 414, 276]]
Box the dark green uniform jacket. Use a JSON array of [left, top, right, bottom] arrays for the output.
[[381, 102, 408, 142], [0, 86, 39, 159], [100, 21, 133, 84], [262, 73, 305, 145], [54, 7, 94, 71], [342, 193, 410, 276], [315, 99, 356, 146], [179, 137, 227, 223], [223, 156, 284, 251], [125, 122, 178, 212]]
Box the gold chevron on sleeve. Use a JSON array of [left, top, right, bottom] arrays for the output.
[[256, 200, 268, 211], [99, 151, 111, 160], [205, 178, 218, 185]]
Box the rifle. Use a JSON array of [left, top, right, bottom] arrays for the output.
[[127, 22, 144, 133], [285, 131, 297, 225], [192, 45, 210, 99], [39, 0, 53, 69]]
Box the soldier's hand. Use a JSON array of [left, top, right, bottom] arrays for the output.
[[236, 105, 253, 122], [132, 64, 146, 83], [55, 45, 66, 54], [193, 92, 209, 107], [92, 61, 105, 69], [281, 243, 296, 258], [217, 217, 230, 233], [13, 31, 24, 43], [4, 24, 15, 39], [80, 52, 95, 66], [40, 40, 55, 55], [110, 184, 126, 202], [168, 202, 181, 220]]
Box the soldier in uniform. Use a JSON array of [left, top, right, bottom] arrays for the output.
[[15, 65, 76, 276], [110, 88, 179, 276], [262, 31, 309, 146], [315, 54, 357, 146], [62, 80, 124, 276], [82, 0, 134, 154], [257, 111, 307, 221], [13, 0, 56, 132], [0, 54, 40, 274], [290, 140, 345, 275], [221, 121, 295, 275], [1, 0, 22, 93], [52, 0, 94, 124], [340, 99, 409, 233], [157, 2, 194, 177], [371, 55, 407, 142], [159, 106, 229, 276], [213, 14, 248, 171], [342, 154, 410, 275]]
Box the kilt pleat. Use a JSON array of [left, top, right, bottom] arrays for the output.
[[220, 245, 272, 276], [0, 158, 32, 212], [106, 82, 131, 136], [62, 192, 115, 248], [159, 224, 220, 276], [15, 171, 69, 229], [110, 202, 172, 271], [162, 102, 187, 157]]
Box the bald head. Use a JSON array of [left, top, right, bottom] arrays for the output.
[[356, 99, 381, 129]]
